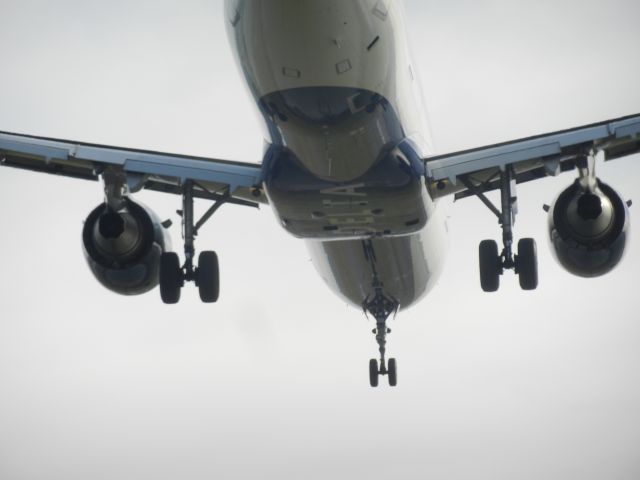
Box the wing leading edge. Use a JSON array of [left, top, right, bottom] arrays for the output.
[[4, 113, 640, 206], [0, 130, 265, 207], [424, 113, 640, 201]]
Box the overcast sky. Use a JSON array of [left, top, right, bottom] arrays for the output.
[[1, 1, 640, 479]]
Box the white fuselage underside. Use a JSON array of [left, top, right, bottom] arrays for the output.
[[225, 0, 448, 310]]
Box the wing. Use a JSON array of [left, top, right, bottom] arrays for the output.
[[0, 130, 265, 207], [424, 113, 640, 201]]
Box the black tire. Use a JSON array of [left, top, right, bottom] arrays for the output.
[[517, 238, 538, 290], [160, 252, 182, 304], [388, 358, 397, 387], [479, 240, 501, 292], [197, 251, 220, 303], [369, 359, 379, 387]]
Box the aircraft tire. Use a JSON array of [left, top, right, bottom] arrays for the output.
[[479, 240, 500, 292], [197, 251, 220, 303], [369, 359, 379, 387], [160, 252, 182, 304], [388, 358, 397, 387], [517, 238, 538, 290]]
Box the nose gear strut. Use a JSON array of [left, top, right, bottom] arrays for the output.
[[362, 240, 399, 387]]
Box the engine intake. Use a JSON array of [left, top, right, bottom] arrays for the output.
[[548, 179, 629, 277], [82, 199, 171, 295]]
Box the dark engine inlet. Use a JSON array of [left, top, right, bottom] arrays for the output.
[[548, 179, 629, 277], [82, 199, 171, 295]]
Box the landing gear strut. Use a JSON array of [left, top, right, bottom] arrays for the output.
[[362, 240, 399, 387], [364, 274, 399, 387], [159, 180, 226, 304], [463, 166, 538, 292]]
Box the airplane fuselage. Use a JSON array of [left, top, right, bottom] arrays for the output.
[[225, 0, 448, 310]]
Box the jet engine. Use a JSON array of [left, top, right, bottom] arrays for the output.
[[547, 179, 629, 277], [82, 199, 171, 295]]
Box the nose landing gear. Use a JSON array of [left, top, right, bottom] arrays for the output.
[[364, 276, 399, 387]]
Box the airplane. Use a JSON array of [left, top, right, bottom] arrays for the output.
[[1, 0, 639, 388]]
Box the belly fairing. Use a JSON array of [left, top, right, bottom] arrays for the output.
[[262, 131, 430, 239]]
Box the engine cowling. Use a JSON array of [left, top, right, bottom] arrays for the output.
[[548, 179, 629, 277], [82, 199, 171, 295]]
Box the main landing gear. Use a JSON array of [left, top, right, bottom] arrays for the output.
[[462, 165, 538, 292], [160, 180, 227, 304]]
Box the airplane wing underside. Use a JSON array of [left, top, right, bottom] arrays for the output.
[[3, 113, 640, 208], [0, 130, 265, 207], [424, 113, 640, 201]]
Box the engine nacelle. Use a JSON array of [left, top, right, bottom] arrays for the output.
[[82, 199, 171, 295], [548, 179, 629, 277]]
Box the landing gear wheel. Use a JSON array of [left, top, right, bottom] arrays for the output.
[[369, 359, 379, 387], [479, 240, 501, 292], [468, 166, 543, 290], [160, 180, 231, 305], [516, 238, 538, 290], [388, 358, 397, 387], [197, 251, 220, 303], [160, 252, 182, 304]]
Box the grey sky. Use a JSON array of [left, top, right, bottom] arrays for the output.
[[1, 1, 640, 479]]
